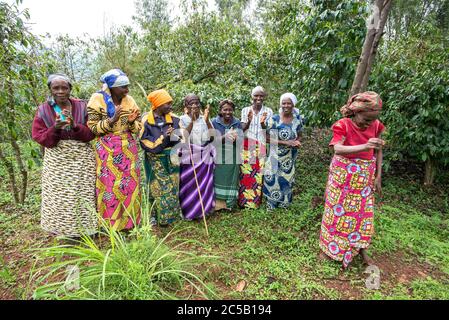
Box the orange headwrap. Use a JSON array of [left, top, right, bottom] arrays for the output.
[[147, 89, 173, 110], [340, 91, 382, 117]]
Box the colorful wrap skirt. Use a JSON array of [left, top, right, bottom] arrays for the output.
[[319, 155, 376, 267], [41, 140, 97, 237], [143, 148, 181, 225], [94, 132, 141, 231], [238, 138, 267, 209], [179, 143, 216, 220], [262, 144, 299, 209], [214, 143, 240, 209]]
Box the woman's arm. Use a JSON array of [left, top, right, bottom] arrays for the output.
[[333, 143, 369, 155], [71, 124, 95, 142], [86, 95, 113, 136], [31, 114, 61, 148], [128, 100, 142, 134]]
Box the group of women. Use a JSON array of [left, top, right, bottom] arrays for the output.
[[32, 68, 385, 268]]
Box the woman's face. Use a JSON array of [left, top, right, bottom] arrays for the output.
[[50, 79, 71, 105], [281, 98, 294, 115], [220, 104, 234, 122], [354, 110, 379, 129], [158, 102, 173, 115], [110, 85, 129, 100], [252, 92, 265, 108], [186, 97, 201, 118]]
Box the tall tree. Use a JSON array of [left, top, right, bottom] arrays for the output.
[[350, 0, 393, 96], [0, 0, 51, 204]]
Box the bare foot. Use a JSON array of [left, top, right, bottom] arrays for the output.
[[360, 249, 374, 266]]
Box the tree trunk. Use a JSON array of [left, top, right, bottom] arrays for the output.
[[10, 138, 28, 204], [350, 0, 393, 96], [360, 0, 393, 91], [424, 158, 436, 186], [0, 148, 20, 204]]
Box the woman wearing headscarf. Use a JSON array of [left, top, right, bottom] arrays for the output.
[[263, 93, 304, 209], [87, 69, 142, 231], [238, 86, 273, 209], [319, 91, 385, 268], [141, 89, 182, 226], [211, 99, 243, 211], [178, 94, 216, 220], [32, 73, 97, 237]]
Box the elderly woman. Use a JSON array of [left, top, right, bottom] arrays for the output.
[[262, 93, 304, 209], [211, 99, 243, 211], [87, 69, 142, 231], [32, 74, 97, 237], [141, 89, 182, 226], [179, 94, 216, 220], [238, 86, 273, 209], [319, 91, 385, 268]]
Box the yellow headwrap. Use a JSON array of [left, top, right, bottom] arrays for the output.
[[147, 89, 173, 110]]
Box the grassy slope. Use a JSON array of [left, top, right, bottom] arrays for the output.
[[0, 129, 448, 299]]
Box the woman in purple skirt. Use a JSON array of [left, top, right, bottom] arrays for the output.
[[178, 94, 216, 220]]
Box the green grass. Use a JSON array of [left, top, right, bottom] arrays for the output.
[[1, 129, 448, 299]]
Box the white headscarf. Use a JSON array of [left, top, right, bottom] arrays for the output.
[[279, 92, 297, 106], [279, 93, 299, 115], [251, 85, 266, 97]]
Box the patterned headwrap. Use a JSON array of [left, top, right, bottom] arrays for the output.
[[100, 69, 130, 89], [183, 94, 201, 107], [280, 93, 297, 106], [147, 89, 173, 110], [47, 73, 72, 89], [98, 69, 130, 118], [341, 91, 382, 117], [251, 86, 266, 97]]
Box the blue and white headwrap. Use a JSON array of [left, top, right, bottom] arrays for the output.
[[98, 69, 130, 118]]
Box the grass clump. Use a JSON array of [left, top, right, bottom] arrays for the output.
[[30, 203, 219, 300]]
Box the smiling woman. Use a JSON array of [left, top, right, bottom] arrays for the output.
[[87, 69, 142, 231], [31, 73, 97, 237]]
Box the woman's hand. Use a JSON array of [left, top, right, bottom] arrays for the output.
[[247, 110, 253, 123], [283, 140, 300, 148], [61, 109, 76, 129], [54, 114, 70, 130], [189, 109, 199, 122], [224, 128, 238, 142], [204, 105, 210, 122], [108, 105, 123, 125], [128, 108, 140, 123], [260, 112, 268, 125], [290, 140, 301, 148], [365, 138, 385, 150]]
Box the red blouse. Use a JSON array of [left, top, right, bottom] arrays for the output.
[[329, 117, 385, 160]]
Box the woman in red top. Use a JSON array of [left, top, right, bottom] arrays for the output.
[[32, 74, 97, 237], [319, 91, 385, 268]]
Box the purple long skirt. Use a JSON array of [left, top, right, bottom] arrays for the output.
[[179, 143, 216, 220]]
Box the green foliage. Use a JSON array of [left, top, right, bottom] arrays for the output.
[[372, 23, 449, 167], [262, 0, 369, 125]]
